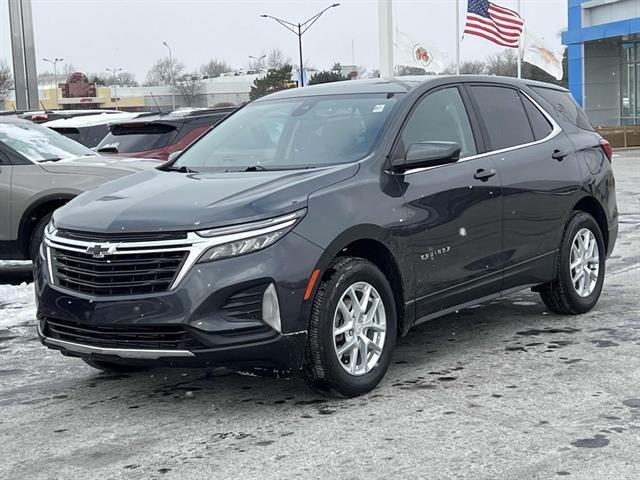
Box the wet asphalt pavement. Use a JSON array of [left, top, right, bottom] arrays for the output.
[[1, 151, 639, 480]]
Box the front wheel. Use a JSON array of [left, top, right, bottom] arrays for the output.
[[302, 257, 397, 398], [538, 211, 606, 314]]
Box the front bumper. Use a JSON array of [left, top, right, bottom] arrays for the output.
[[35, 231, 323, 370]]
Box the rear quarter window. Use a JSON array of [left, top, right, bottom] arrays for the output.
[[470, 85, 534, 150], [531, 87, 594, 132]]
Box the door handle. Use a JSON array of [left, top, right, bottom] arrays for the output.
[[552, 149, 568, 161], [473, 168, 497, 181]]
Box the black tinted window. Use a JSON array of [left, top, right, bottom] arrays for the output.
[[471, 86, 534, 150], [97, 124, 179, 153], [520, 94, 553, 140], [401, 87, 477, 158], [531, 87, 594, 131]]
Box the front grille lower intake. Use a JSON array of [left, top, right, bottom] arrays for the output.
[[44, 317, 205, 350]]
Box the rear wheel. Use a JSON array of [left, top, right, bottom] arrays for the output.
[[82, 358, 148, 373], [539, 211, 605, 314], [302, 257, 397, 398]]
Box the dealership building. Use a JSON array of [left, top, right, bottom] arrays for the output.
[[563, 0, 640, 127]]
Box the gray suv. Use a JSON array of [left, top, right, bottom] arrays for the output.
[[0, 116, 154, 261]]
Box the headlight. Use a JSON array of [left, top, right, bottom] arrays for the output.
[[45, 218, 56, 236], [196, 210, 306, 263]]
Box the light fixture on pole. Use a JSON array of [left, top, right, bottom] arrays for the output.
[[106, 67, 122, 110], [42, 57, 63, 108], [162, 41, 176, 111], [260, 3, 340, 87], [249, 54, 267, 71]]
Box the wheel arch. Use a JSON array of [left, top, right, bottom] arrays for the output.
[[312, 225, 409, 336], [571, 195, 609, 252], [17, 193, 76, 259]]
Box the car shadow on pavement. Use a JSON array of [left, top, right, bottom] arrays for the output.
[[54, 290, 587, 414], [0, 265, 33, 285]]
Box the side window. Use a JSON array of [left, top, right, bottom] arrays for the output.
[[520, 93, 553, 140], [470, 86, 534, 150], [400, 87, 477, 159]]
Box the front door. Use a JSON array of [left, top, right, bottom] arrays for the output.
[[393, 86, 503, 319]]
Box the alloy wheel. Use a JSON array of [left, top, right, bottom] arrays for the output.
[[332, 281, 386, 376], [570, 228, 600, 297]]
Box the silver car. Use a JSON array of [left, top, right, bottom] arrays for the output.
[[0, 116, 155, 261]]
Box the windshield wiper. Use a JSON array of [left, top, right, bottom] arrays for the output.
[[39, 157, 63, 163], [243, 165, 268, 172], [164, 165, 198, 173]]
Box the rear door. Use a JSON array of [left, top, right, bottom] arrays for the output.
[[467, 84, 582, 291], [394, 85, 503, 319], [0, 148, 13, 257]]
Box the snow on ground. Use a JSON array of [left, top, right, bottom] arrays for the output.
[[0, 282, 36, 329]]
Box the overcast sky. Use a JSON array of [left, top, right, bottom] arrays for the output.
[[1, 0, 567, 81]]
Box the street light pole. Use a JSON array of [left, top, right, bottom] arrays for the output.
[[106, 67, 122, 110], [42, 57, 63, 108], [162, 41, 176, 110], [260, 3, 340, 87], [249, 54, 267, 71]]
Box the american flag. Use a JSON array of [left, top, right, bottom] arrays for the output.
[[465, 0, 524, 48]]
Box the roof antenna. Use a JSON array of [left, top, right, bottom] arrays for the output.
[[149, 92, 162, 113], [40, 101, 49, 113]]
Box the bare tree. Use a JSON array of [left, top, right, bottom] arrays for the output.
[[442, 60, 487, 75], [145, 57, 185, 86], [200, 59, 232, 78], [175, 73, 202, 107], [62, 63, 76, 76], [485, 50, 517, 77], [90, 71, 138, 87], [0, 60, 14, 102], [266, 48, 291, 70]]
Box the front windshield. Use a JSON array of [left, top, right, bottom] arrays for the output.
[[0, 121, 96, 162], [174, 93, 400, 170]]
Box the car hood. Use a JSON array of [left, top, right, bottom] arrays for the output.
[[38, 155, 159, 177], [54, 164, 359, 233]]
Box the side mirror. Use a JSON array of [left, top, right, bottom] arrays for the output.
[[167, 150, 183, 162], [392, 141, 461, 172]]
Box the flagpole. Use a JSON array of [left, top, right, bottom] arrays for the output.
[[517, 0, 522, 78], [456, 0, 460, 75]]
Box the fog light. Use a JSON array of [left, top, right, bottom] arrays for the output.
[[262, 283, 281, 333]]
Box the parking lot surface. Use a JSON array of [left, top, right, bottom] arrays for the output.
[[1, 151, 639, 480]]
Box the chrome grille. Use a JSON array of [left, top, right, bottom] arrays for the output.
[[51, 248, 187, 296]]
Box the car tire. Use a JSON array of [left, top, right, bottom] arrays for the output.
[[302, 257, 397, 398], [82, 358, 148, 373], [29, 213, 52, 262], [539, 211, 606, 315]]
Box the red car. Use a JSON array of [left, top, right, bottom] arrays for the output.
[[95, 107, 236, 161]]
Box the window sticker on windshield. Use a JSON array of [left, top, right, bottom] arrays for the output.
[[373, 104, 385, 113]]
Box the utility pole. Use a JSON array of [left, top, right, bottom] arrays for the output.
[[8, 0, 39, 110], [378, 0, 393, 77], [162, 41, 176, 110], [106, 67, 122, 110], [260, 4, 340, 87], [43, 57, 63, 108]]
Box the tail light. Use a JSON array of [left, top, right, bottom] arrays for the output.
[[599, 139, 612, 162]]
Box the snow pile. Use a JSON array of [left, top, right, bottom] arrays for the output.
[[0, 282, 36, 328]]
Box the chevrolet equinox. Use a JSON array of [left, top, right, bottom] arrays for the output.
[[35, 76, 618, 397]]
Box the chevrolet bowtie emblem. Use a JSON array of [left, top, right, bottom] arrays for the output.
[[85, 243, 117, 259]]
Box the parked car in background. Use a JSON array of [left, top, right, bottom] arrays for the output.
[[36, 77, 617, 397], [21, 109, 121, 124], [95, 107, 236, 161], [0, 116, 155, 261], [44, 111, 152, 148]]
